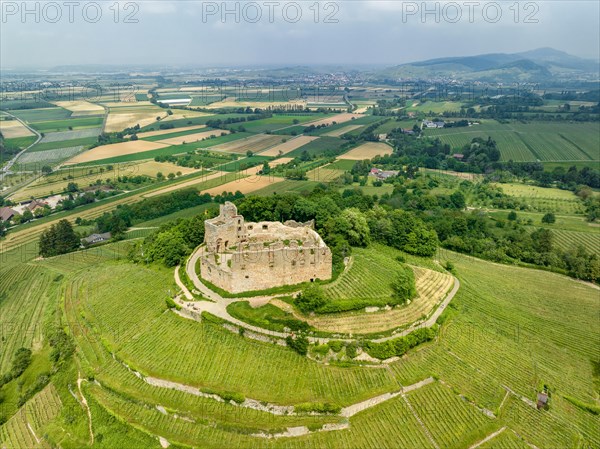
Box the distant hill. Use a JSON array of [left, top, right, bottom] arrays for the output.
[[377, 48, 599, 82]]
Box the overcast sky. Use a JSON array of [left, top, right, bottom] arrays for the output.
[[1, 1, 599, 68]]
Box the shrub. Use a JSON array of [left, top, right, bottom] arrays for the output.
[[363, 327, 436, 360], [295, 284, 326, 313], [313, 344, 330, 356], [165, 297, 181, 310], [345, 342, 358, 359], [286, 335, 309, 356], [328, 340, 343, 353], [221, 391, 245, 404], [294, 402, 341, 414]]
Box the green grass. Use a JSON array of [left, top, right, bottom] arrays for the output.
[[227, 301, 308, 332]]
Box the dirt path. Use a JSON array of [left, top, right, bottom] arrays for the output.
[[174, 266, 193, 300], [179, 245, 461, 346], [468, 427, 507, 449], [77, 373, 94, 445], [340, 377, 434, 417]]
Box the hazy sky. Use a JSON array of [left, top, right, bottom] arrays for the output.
[[1, 1, 599, 68]]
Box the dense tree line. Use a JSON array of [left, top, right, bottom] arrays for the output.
[[39, 220, 80, 257]]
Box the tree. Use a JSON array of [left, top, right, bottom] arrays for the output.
[[246, 150, 254, 158], [390, 265, 417, 304], [324, 208, 370, 247], [41, 165, 52, 175], [542, 213, 556, 224], [39, 219, 80, 257], [146, 232, 188, 267], [508, 211, 518, 221], [66, 182, 79, 193]]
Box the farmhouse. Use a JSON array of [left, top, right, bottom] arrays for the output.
[[81, 232, 112, 245], [423, 120, 445, 128], [0, 206, 16, 222], [201, 202, 332, 293], [370, 167, 399, 180]]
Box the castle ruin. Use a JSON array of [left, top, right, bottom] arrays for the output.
[[201, 202, 332, 293]]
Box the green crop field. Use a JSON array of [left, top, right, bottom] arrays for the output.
[[28, 136, 98, 152], [551, 229, 600, 254], [30, 116, 104, 133], [427, 121, 600, 162], [287, 136, 347, 157], [407, 101, 465, 114], [9, 107, 72, 122], [225, 113, 330, 133]]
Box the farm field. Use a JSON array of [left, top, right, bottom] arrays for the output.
[[210, 133, 287, 154], [153, 129, 229, 146], [199, 174, 284, 196], [34, 127, 101, 144], [16, 145, 85, 167], [226, 114, 327, 133], [138, 124, 207, 139], [142, 170, 228, 198], [50, 245, 599, 448], [53, 100, 104, 116], [551, 228, 600, 254], [407, 100, 465, 113], [266, 157, 294, 167], [277, 253, 454, 334], [259, 135, 319, 156], [306, 164, 345, 183], [64, 140, 169, 165], [0, 118, 35, 138], [427, 121, 600, 162], [104, 103, 169, 132], [305, 113, 362, 127], [338, 142, 393, 160], [323, 124, 363, 137], [286, 136, 347, 158], [12, 160, 200, 202]]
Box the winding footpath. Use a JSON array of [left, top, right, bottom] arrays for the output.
[[176, 245, 460, 345]]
